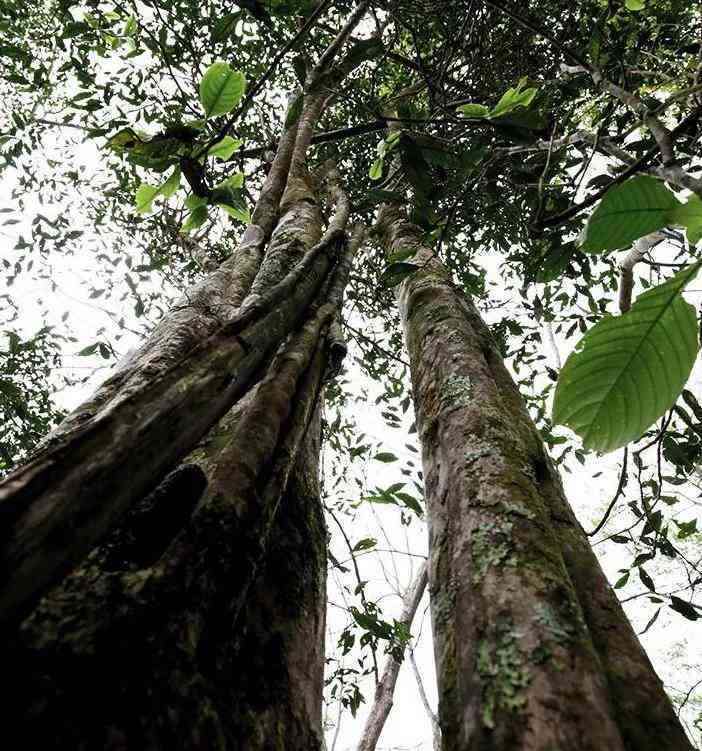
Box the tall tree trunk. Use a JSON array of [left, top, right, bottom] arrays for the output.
[[0, 3, 373, 625], [378, 204, 693, 751], [0, 6, 374, 744], [2, 174, 362, 750]]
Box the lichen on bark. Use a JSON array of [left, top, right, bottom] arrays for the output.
[[378, 201, 693, 750]]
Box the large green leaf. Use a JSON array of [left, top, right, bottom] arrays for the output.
[[207, 135, 242, 160], [135, 183, 160, 214], [580, 175, 680, 253], [669, 195, 702, 245], [199, 62, 246, 118], [553, 262, 701, 452]]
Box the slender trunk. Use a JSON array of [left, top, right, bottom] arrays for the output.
[[379, 204, 693, 751], [357, 562, 428, 751]]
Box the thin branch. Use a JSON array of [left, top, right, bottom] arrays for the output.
[[587, 448, 628, 537], [356, 562, 428, 751]]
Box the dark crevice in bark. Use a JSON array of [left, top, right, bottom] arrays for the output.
[[101, 463, 207, 572]]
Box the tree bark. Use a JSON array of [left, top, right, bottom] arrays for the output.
[[0, 7, 374, 624], [378, 204, 693, 751], [5, 388, 328, 750], [0, 15, 374, 748]]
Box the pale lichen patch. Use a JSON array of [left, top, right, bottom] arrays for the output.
[[477, 624, 530, 728], [470, 519, 516, 583], [439, 373, 473, 414], [464, 433, 493, 465]]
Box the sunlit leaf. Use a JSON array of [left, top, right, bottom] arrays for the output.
[[199, 61, 246, 118], [369, 157, 383, 180], [579, 175, 680, 253], [669, 195, 702, 245], [159, 167, 181, 197], [458, 103, 490, 118], [207, 135, 242, 160], [135, 183, 160, 214]]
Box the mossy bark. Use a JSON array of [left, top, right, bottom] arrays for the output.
[[4, 408, 327, 751], [379, 204, 693, 751]]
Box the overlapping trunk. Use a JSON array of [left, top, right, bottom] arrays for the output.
[[0, 2, 374, 626], [379, 204, 693, 751], [0, 6, 374, 745]]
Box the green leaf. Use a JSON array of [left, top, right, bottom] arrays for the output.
[[625, 0, 645, 10], [579, 175, 680, 253], [458, 103, 490, 118], [217, 203, 251, 223], [395, 491, 423, 516], [669, 595, 699, 620], [284, 93, 304, 129], [77, 343, 98, 356], [353, 537, 377, 552], [135, 183, 160, 214], [207, 135, 242, 160], [373, 452, 398, 463], [369, 157, 383, 181], [614, 571, 630, 589], [181, 205, 209, 233], [669, 195, 702, 245], [674, 518, 698, 539], [123, 15, 138, 36], [199, 62, 246, 118], [489, 79, 537, 119], [159, 167, 181, 198], [553, 262, 701, 452], [217, 173, 244, 190], [639, 567, 655, 591], [185, 194, 208, 210], [380, 261, 420, 287]]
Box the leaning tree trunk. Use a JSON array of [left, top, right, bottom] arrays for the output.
[[0, 6, 373, 746], [0, 0, 373, 627], [378, 204, 693, 751]]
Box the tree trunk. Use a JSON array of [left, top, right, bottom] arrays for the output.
[[2, 183, 362, 750], [0, 6, 375, 740], [0, 3, 374, 625], [379, 204, 693, 751], [6, 400, 328, 750]]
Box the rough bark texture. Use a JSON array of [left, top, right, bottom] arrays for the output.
[[5, 398, 328, 751], [0, 6, 374, 624], [0, 7, 372, 745], [2, 206, 360, 750], [0, 229, 341, 624], [379, 204, 692, 751]]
